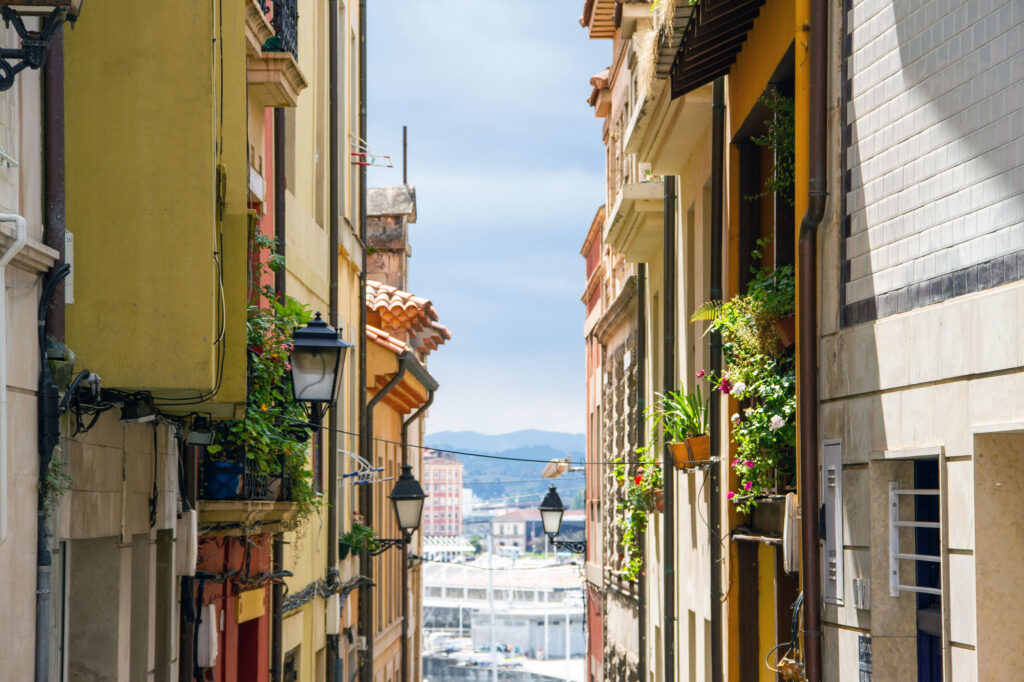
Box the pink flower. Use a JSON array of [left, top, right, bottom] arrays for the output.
[[696, 369, 707, 379], [726, 491, 735, 500], [731, 458, 740, 467], [719, 378, 733, 394], [743, 481, 753, 491], [744, 460, 754, 467]]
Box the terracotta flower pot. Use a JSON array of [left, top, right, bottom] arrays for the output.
[[653, 489, 664, 512], [774, 313, 797, 349], [671, 436, 710, 469]]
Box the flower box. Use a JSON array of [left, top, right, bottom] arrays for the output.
[[774, 313, 796, 349], [670, 435, 710, 469], [750, 496, 787, 536], [202, 460, 245, 500]]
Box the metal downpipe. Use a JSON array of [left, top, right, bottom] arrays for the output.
[[357, 1, 370, 679], [636, 262, 647, 680], [662, 175, 676, 682], [37, 30, 66, 682], [400, 390, 434, 682], [360, 350, 407, 682], [798, 0, 828, 676], [709, 76, 725, 682], [327, 0, 341, 678]]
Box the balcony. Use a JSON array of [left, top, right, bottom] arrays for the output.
[[246, 0, 307, 108], [604, 141, 663, 261], [197, 451, 299, 536]]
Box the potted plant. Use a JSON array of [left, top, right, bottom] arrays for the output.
[[339, 522, 380, 559], [691, 242, 797, 512], [204, 233, 320, 520], [644, 382, 710, 469]]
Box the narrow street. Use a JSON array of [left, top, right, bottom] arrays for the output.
[[0, 1, 1021, 681]]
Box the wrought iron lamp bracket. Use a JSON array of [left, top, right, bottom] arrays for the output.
[[548, 535, 587, 555], [0, 6, 73, 91], [369, 535, 411, 556]]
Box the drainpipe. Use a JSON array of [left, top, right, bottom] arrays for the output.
[[798, 0, 827, 677], [661, 175, 676, 682], [270, 104, 287, 682], [709, 76, 725, 682], [360, 347, 407, 682], [35, 262, 67, 682], [636, 263, 647, 680], [35, 27, 66, 681], [327, 1, 341, 678], [0, 214, 27, 548], [400, 384, 435, 682], [357, 0, 370, 680], [274, 107, 286, 296]]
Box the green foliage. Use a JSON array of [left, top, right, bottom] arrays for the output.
[[644, 385, 709, 446], [40, 447, 73, 518], [468, 535, 483, 554], [613, 450, 662, 581], [693, 241, 797, 513], [750, 88, 795, 205], [207, 233, 319, 520], [340, 522, 380, 553]]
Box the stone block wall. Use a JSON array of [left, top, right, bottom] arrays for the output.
[[842, 0, 1024, 325]]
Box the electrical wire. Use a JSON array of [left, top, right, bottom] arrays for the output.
[[250, 407, 656, 467]]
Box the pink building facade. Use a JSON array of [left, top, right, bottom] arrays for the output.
[[422, 451, 464, 536]]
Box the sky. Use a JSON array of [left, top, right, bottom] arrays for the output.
[[367, 1, 608, 436]]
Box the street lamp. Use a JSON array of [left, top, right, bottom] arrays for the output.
[[290, 312, 353, 418], [539, 485, 586, 554], [366, 465, 428, 555]]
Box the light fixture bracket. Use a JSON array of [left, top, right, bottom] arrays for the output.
[[0, 3, 78, 91]]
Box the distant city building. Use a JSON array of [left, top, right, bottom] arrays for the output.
[[423, 450, 464, 536]]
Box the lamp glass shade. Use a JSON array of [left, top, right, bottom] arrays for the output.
[[538, 485, 565, 536], [389, 465, 427, 536], [289, 313, 352, 404]]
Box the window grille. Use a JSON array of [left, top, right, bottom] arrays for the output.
[[888, 482, 941, 596]]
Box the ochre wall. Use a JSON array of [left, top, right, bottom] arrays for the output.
[[64, 0, 247, 404]]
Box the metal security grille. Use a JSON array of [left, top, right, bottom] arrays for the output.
[[888, 482, 941, 597], [269, 0, 298, 58]]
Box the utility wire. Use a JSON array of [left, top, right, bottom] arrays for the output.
[[250, 407, 658, 467]]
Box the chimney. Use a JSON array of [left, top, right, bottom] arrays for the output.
[[366, 184, 416, 290]]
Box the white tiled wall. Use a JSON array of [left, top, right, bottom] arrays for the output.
[[845, 0, 1024, 304]]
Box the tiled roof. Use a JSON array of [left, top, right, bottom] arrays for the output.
[[366, 324, 408, 354], [587, 67, 611, 106], [366, 280, 451, 354]]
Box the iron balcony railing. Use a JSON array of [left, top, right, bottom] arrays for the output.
[[262, 0, 298, 58]]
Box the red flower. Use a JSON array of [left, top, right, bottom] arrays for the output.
[[634, 475, 643, 485]]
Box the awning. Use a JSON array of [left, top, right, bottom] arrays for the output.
[[670, 0, 767, 99]]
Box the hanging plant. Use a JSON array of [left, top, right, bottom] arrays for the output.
[[613, 449, 662, 581], [692, 240, 796, 512], [750, 87, 795, 205], [206, 231, 319, 521]]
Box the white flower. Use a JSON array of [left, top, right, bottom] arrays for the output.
[[731, 413, 741, 425], [732, 381, 746, 397], [769, 414, 785, 431]]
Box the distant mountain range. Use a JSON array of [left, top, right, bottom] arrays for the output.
[[426, 429, 585, 455], [425, 430, 586, 508]]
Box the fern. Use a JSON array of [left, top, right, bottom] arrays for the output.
[[690, 300, 724, 323]]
